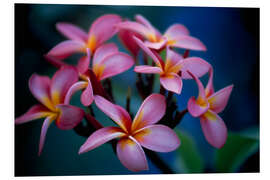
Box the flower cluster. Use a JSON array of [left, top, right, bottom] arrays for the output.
[[15, 14, 233, 172]]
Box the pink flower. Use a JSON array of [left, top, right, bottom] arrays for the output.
[[79, 94, 180, 172], [64, 43, 134, 106], [133, 37, 210, 94], [187, 69, 233, 148], [15, 66, 84, 155], [117, 14, 206, 51], [46, 14, 122, 69]]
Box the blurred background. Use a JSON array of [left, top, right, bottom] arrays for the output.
[[15, 4, 259, 176]]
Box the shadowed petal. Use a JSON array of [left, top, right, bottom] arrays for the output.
[[94, 95, 132, 132], [132, 94, 166, 132], [97, 52, 134, 81], [134, 125, 180, 152], [47, 40, 85, 60], [56, 22, 88, 42], [79, 127, 125, 154], [188, 96, 209, 117], [50, 66, 78, 104], [208, 85, 233, 113], [15, 105, 52, 124], [64, 81, 88, 105], [81, 78, 94, 106], [29, 74, 54, 111], [117, 21, 152, 38], [164, 24, 190, 38], [173, 35, 207, 51], [93, 43, 118, 66], [144, 39, 167, 50], [134, 65, 162, 74], [89, 14, 122, 46], [117, 137, 148, 172], [39, 115, 55, 156], [160, 73, 183, 94], [181, 57, 211, 79], [200, 110, 228, 148], [77, 49, 91, 74], [55, 104, 84, 130]]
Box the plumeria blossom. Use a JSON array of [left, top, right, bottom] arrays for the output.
[[117, 14, 206, 51], [46, 14, 122, 70], [133, 37, 210, 94], [187, 70, 233, 148], [64, 43, 134, 106], [79, 94, 180, 172], [15, 66, 84, 155]]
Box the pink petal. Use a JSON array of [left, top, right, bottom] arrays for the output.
[[39, 115, 55, 156], [133, 37, 164, 68], [50, 66, 78, 104], [89, 14, 122, 46], [164, 24, 190, 39], [200, 110, 228, 148], [205, 67, 215, 97], [64, 81, 88, 105], [81, 78, 94, 106], [135, 14, 162, 37], [77, 49, 91, 74], [134, 124, 180, 152], [28, 74, 54, 111], [55, 104, 84, 130], [132, 94, 166, 132], [187, 71, 206, 99], [92, 43, 118, 67], [173, 35, 207, 51], [15, 104, 52, 124], [94, 95, 132, 133], [164, 47, 183, 73], [144, 39, 167, 50], [118, 29, 143, 58], [180, 57, 211, 79], [117, 137, 148, 172], [160, 73, 183, 94], [79, 127, 125, 154], [134, 65, 162, 74], [56, 22, 88, 42], [187, 96, 209, 117], [208, 85, 234, 113], [47, 40, 85, 60], [116, 21, 152, 39], [97, 52, 134, 81]]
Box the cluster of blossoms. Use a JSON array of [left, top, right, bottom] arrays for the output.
[[15, 14, 233, 172]]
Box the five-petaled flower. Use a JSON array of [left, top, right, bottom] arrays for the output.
[[117, 14, 206, 51], [46, 14, 122, 69], [64, 43, 134, 106], [79, 94, 180, 172], [133, 37, 210, 94], [187, 69, 233, 148], [15, 66, 84, 155]]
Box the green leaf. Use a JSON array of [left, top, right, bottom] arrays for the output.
[[174, 129, 204, 173], [215, 128, 259, 172]]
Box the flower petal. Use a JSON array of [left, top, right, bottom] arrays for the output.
[[165, 47, 183, 73], [44, 54, 69, 69], [64, 81, 88, 105], [96, 52, 134, 81], [39, 115, 55, 156], [205, 67, 215, 97], [134, 65, 162, 74], [133, 37, 164, 67], [47, 40, 85, 60], [207, 85, 234, 113], [180, 57, 211, 79], [200, 110, 228, 148], [55, 104, 84, 130], [92, 43, 118, 67], [79, 127, 125, 154], [56, 22, 88, 42], [77, 49, 91, 74], [187, 71, 206, 99], [143, 39, 167, 50], [172, 35, 207, 51], [50, 66, 78, 105], [116, 21, 152, 39], [15, 104, 52, 124], [134, 124, 180, 152], [164, 24, 190, 39], [188, 96, 209, 117], [81, 77, 94, 106], [89, 14, 122, 46], [160, 73, 183, 94], [132, 94, 166, 132], [117, 137, 148, 172], [94, 95, 132, 133], [28, 74, 54, 111], [135, 14, 162, 38]]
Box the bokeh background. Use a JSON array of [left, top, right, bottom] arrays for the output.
[[15, 4, 259, 176]]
